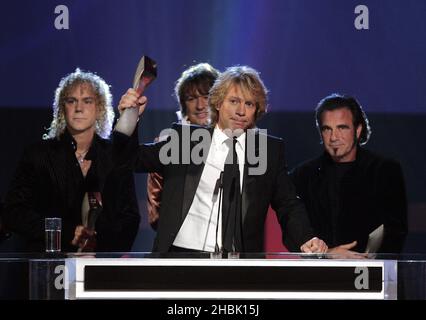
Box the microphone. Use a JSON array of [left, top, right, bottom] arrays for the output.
[[213, 171, 223, 199], [214, 172, 224, 254]]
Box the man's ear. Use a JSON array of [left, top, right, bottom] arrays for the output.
[[356, 124, 362, 140]]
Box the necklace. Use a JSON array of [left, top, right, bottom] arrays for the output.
[[76, 150, 89, 164]]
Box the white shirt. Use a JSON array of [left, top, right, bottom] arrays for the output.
[[173, 127, 245, 251]]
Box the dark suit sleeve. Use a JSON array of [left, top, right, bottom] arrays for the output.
[[112, 129, 139, 170], [112, 128, 165, 174], [288, 166, 306, 199], [270, 140, 314, 251], [2, 146, 44, 242], [95, 168, 140, 251], [379, 160, 408, 253], [134, 142, 166, 173]]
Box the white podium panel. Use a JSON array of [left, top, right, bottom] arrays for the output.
[[65, 258, 397, 300]]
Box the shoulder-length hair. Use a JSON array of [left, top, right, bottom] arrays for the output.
[[315, 93, 371, 145], [43, 68, 114, 140], [174, 63, 219, 117], [209, 66, 268, 128]]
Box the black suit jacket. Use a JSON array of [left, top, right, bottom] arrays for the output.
[[115, 124, 314, 252], [290, 148, 408, 253], [3, 131, 140, 252]]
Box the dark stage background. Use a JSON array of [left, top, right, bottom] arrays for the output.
[[0, 0, 425, 252]]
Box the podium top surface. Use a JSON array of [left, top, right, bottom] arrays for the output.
[[1, 251, 426, 261]]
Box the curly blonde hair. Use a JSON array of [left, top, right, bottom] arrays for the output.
[[43, 68, 114, 140], [209, 66, 268, 128]]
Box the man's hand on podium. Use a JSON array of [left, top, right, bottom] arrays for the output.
[[300, 237, 328, 253], [326, 241, 367, 259]]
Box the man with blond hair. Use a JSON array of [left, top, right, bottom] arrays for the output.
[[3, 69, 140, 252], [115, 65, 327, 254]]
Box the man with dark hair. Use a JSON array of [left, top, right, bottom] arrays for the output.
[[116, 65, 327, 254], [147, 63, 219, 229], [174, 63, 220, 125], [290, 93, 408, 255]]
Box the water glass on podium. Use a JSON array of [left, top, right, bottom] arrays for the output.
[[45, 217, 61, 252]]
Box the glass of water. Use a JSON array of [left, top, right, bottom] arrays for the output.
[[45, 217, 62, 252]]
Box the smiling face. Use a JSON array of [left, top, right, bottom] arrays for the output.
[[64, 83, 100, 136], [216, 84, 257, 131], [320, 107, 362, 163], [184, 89, 210, 125]]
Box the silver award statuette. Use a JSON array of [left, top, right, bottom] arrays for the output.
[[115, 56, 157, 136]]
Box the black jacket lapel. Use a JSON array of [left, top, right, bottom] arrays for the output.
[[241, 130, 260, 224], [180, 127, 213, 220]]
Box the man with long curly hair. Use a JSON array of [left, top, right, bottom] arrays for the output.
[[3, 69, 140, 252]]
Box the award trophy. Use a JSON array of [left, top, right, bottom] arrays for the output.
[[87, 191, 102, 231], [115, 56, 157, 136]]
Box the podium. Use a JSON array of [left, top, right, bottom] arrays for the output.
[[61, 253, 397, 300], [5, 252, 426, 299]]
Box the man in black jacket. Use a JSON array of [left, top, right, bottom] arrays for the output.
[[147, 63, 220, 230], [115, 66, 327, 253], [290, 93, 408, 255], [3, 69, 140, 252]]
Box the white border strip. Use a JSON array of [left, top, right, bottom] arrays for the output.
[[68, 258, 386, 300]]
